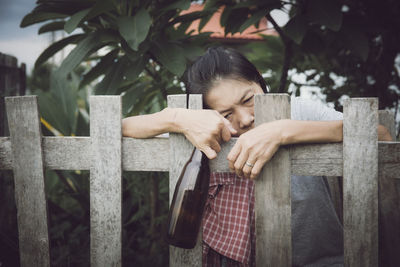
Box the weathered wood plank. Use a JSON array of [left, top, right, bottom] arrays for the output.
[[5, 96, 50, 267], [378, 110, 400, 267], [168, 94, 203, 267], [379, 110, 396, 139], [343, 98, 378, 267], [254, 94, 291, 266], [90, 96, 122, 267], [1, 137, 399, 178]]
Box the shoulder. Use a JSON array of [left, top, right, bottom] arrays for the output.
[[291, 97, 343, 121]]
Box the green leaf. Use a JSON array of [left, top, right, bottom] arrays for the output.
[[122, 82, 147, 115], [151, 43, 186, 77], [35, 34, 84, 68], [86, 0, 116, 20], [283, 15, 308, 44], [20, 12, 68, 27], [64, 8, 91, 33], [161, 0, 191, 12], [94, 58, 128, 95], [124, 55, 147, 81], [307, 0, 343, 31], [220, 6, 233, 27], [224, 8, 251, 35], [79, 49, 119, 89], [198, 0, 219, 31], [56, 31, 117, 76], [239, 10, 266, 33], [171, 11, 205, 25], [182, 44, 204, 61], [37, 90, 72, 135], [38, 21, 66, 34], [50, 71, 78, 135], [117, 9, 152, 51]]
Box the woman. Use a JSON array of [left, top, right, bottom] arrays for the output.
[[122, 47, 392, 267]]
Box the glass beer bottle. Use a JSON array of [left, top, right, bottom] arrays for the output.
[[166, 147, 210, 249]]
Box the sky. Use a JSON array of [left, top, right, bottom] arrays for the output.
[[0, 0, 54, 73]]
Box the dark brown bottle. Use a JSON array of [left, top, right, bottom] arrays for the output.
[[166, 147, 210, 249]]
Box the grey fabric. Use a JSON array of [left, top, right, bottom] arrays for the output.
[[290, 97, 344, 267]]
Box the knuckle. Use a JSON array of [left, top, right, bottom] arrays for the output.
[[234, 162, 241, 170], [251, 169, 259, 177]]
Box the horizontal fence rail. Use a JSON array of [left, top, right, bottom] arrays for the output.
[[0, 137, 398, 178], [1, 94, 399, 267]]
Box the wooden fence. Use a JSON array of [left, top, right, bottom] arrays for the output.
[[0, 94, 399, 267]]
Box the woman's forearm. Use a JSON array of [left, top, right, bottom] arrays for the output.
[[122, 107, 181, 138], [277, 119, 392, 145], [278, 120, 343, 145]]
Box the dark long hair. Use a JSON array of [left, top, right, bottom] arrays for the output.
[[184, 47, 268, 107]]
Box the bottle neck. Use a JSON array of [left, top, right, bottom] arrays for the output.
[[192, 148, 203, 163]]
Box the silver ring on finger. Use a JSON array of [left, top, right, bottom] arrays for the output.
[[245, 161, 254, 168]]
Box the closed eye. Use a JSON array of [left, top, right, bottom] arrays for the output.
[[244, 95, 254, 103], [224, 113, 232, 119]]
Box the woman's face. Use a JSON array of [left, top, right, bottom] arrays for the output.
[[205, 78, 264, 136]]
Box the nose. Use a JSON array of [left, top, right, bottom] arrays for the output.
[[237, 108, 254, 129]]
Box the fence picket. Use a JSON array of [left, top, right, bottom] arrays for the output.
[[254, 94, 291, 266], [168, 94, 203, 267], [5, 96, 50, 267], [90, 96, 122, 267], [343, 98, 379, 267]]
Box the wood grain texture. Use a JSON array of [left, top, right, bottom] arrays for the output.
[[1, 137, 399, 178], [343, 98, 378, 267], [379, 110, 396, 139], [377, 111, 400, 267], [5, 96, 50, 267], [168, 94, 203, 267], [254, 94, 291, 267], [89, 96, 122, 267]]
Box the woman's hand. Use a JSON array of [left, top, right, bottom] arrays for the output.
[[227, 120, 284, 179], [174, 109, 237, 159]]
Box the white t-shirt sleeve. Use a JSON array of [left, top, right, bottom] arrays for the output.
[[290, 97, 343, 121]]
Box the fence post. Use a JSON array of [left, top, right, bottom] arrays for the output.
[[5, 96, 50, 267], [343, 98, 378, 267], [168, 94, 203, 267], [90, 96, 122, 267], [378, 110, 400, 266], [254, 94, 291, 266]]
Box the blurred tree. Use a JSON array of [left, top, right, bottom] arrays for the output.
[[216, 0, 399, 125]]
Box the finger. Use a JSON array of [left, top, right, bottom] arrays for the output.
[[243, 155, 257, 179], [222, 117, 237, 135], [227, 142, 241, 171], [202, 146, 217, 160], [220, 124, 232, 142], [233, 148, 249, 178], [209, 139, 221, 153], [250, 146, 279, 179], [250, 159, 265, 180]]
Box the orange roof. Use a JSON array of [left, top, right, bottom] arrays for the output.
[[180, 4, 276, 42]]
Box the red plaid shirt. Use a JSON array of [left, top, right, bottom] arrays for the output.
[[202, 172, 255, 267]]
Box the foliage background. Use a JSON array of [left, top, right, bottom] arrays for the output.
[[1, 0, 399, 266]]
